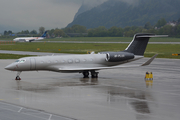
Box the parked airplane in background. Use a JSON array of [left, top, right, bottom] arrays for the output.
[[13, 31, 47, 42], [5, 33, 167, 80]]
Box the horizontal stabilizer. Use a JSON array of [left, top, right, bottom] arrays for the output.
[[136, 35, 168, 38], [141, 54, 158, 66]]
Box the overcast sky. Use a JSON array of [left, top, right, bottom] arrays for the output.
[[0, 0, 83, 33], [0, 0, 138, 33]]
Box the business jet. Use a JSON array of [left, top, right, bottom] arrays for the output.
[[13, 31, 47, 42], [5, 33, 167, 80]]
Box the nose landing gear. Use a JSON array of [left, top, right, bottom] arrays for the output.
[[15, 71, 22, 80]]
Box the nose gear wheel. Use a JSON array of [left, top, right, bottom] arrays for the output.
[[15, 71, 22, 80]]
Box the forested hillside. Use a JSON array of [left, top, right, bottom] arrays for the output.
[[67, 0, 180, 29]]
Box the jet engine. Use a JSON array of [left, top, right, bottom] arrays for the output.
[[104, 52, 134, 62]]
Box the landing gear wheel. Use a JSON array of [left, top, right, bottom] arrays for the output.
[[83, 71, 89, 78], [15, 76, 21, 80], [15, 71, 22, 80], [92, 74, 98, 78], [91, 71, 99, 78]]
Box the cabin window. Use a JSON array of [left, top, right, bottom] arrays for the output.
[[61, 60, 65, 63], [89, 58, 93, 62], [68, 59, 73, 63], [75, 59, 80, 63], [83, 59, 87, 62]]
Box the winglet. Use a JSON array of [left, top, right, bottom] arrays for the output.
[[141, 54, 158, 66]]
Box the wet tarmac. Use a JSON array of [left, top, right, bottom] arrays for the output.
[[0, 101, 72, 120], [0, 58, 180, 120]]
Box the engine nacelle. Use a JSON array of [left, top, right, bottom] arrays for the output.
[[105, 52, 134, 62]]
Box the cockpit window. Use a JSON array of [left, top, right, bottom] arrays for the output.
[[15, 60, 20, 62], [15, 59, 26, 63]]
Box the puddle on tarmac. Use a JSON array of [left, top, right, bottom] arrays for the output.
[[13, 77, 153, 117], [14, 77, 99, 92]]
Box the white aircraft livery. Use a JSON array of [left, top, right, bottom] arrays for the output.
[[5, 33, 167, 80], [13, 31, 47, 42]]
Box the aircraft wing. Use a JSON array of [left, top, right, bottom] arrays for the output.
[[28, 39, 35, 42], [50, 54, 158, 72]]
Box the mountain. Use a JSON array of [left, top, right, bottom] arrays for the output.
[[74, 0, 107, 20], [67, 0, 180, 29]]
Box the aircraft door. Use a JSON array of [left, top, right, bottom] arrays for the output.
[[30, 58, 36, 70]]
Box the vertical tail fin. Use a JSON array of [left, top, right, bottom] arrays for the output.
[[124, 33, 168, 56], [41, 31, 47, 37]]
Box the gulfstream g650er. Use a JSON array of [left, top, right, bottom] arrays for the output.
[[5, 33, 167, 80]]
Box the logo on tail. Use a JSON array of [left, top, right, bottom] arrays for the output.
[[41, 31, 47, 38]]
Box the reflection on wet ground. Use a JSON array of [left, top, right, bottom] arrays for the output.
[[15, 78, 99, 92], [145, 80, 153, 88], [14, 76, 153, 119], [15, 81, 58, 92], [9, 74, 177, 120], [1, 59, 180, 120]]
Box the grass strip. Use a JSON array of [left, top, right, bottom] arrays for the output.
[[0, 53, 34, 59], [1, 37, 180, 42], [0, 42, 179, 59]]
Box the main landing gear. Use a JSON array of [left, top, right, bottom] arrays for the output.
[[15, 71, 21, 80], [82, 70, 99, 78]]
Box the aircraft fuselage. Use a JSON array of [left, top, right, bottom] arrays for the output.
[[5, 53, 141, 73]]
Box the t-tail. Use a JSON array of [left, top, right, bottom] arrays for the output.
[[124, 33, 168, 56], [41, 31, 47, 38]]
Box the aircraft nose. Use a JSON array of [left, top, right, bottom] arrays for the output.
[[5, 64, 15, 70]]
